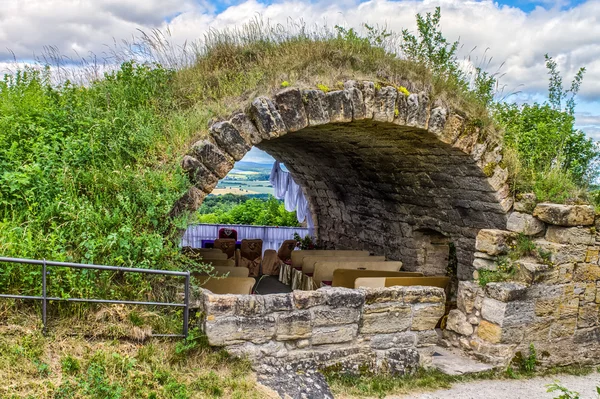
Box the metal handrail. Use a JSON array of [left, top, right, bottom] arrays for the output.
[[0, 256, 190, 338]]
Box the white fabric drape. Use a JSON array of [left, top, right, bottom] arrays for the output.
[[269, 162, 289, 199], [269, 161, 313, 229]]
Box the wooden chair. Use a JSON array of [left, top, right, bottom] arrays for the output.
[[236, 239, 263, 277], [199, 277, 255, 295], [262, 240, 300, 276], [199, 252, 228, 261], [214, 238, 236, 259], [332, 269, 424, 288], [218, 227, 238, 240], [301, 256, 386, 276], [202, 259, 236, 267], [313, 261, 403, 286], [290, 250, 370, 270], [193, 266, 250, 278], [354, 276, 451, 289], [278, 240, 297, 265]]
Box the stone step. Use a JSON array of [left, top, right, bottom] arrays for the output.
[[424, 346, 495, 376]]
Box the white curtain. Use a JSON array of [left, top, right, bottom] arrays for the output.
[[269, 162, 289, 199], [181, 224, 311, 254], [269, 161, 313, 229]]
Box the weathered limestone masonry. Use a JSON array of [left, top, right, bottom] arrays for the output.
[[445, 201, 600, 367], [193, 286, 445, 374], [176, 79, 511, 280]]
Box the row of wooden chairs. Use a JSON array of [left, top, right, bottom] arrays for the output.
[[290, 249, 449, 290]]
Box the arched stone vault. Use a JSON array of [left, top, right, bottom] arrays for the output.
[[177, 80, 512, 280]]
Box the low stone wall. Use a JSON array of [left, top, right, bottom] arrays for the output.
[[194, 286, 445, 374], [446, 201, 600, 367]]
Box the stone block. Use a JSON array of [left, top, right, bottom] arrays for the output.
[[475, 229, 515, 256], [181, 155, 219, 193], [533, 240, 587, 265], [402, 286, 445, 304], [230, 112, 263, 144], [473, 257, 496, 271], [358, 81, 376, 119], [377, 348, 420, 376], [457, 281, 482, 314], [325, 287, 365, 308], [362, 286, 403, 304], [513, 193, 537, 214], [550, 316, 577, 339], [411, 303, 445, 331], [249, 96, 287, 139], [372, 86, 397, 122], [416, 330, 440, 346], [558, 297, 579, 319], [515, 260, 550, 284], [189, 138, 234, 179], [577, 303, 599, 328], [477, 320, 502, 344], [203, 293, 237, 315], [446, 309, 474, 336], [480, 298, 534, 327], [361, 303, 412, 334], [204, 315, 276, 346], [311, 307, 360, 326], [573, 263, 600, 282], [533, 203, 595, 226], [506, 212, 545, 235], [585, 249, 599, 263], [301, 89, 330, 126], [428, 105, 447, 135], [326, 90, 353, 123], [545, 226, 594, 245], [312, 324, 358, 345], [263, 294, 294, 313], [535, 298, 561, 317], [573, 326, 600, 345], [406, 92, 429, 128], [344, 85, 367, 120], [369, 332, 417, 350], [525, 320, 551, 342], [433, 112, 463, 145], [484, 282, 528, 302], [273, 88, 308, 132], [293, 290, 327, 309], [275, 311, 312, 340], [210, 120, 251, 161]]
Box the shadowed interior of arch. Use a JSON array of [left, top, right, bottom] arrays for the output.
[[255, 120, 506, 280]]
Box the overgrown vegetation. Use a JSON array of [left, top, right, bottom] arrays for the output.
[[196, 194, 299, 226], [477, 233, 552, 286], [0, 311, 259, 399], [495, 55, 598, 204]]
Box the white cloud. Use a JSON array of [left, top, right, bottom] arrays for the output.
[[1, 0, 599, 105]]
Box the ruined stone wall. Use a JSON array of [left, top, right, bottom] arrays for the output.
[[446, 202, 600, 367], [179, 80, 511, 280], [194, 286, 445, 373]]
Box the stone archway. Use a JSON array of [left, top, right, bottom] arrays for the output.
[[176, 80, 512, 280]]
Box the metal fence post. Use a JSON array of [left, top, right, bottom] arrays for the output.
[[42, 258, 47, 335], [183, 271, 190, 338]]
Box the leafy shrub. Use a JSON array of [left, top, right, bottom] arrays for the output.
[[196, 195, 299, 227], [0, 62, 192, 301]]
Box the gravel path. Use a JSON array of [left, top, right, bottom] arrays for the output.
[[393, 372, 600, 399]]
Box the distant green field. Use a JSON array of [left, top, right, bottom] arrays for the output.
[[213, 179, 274, 195]]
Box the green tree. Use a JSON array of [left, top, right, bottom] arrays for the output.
[[495, 55, 598, 194]]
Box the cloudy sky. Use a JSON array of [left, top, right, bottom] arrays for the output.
[[1, 0, 598, 156]]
